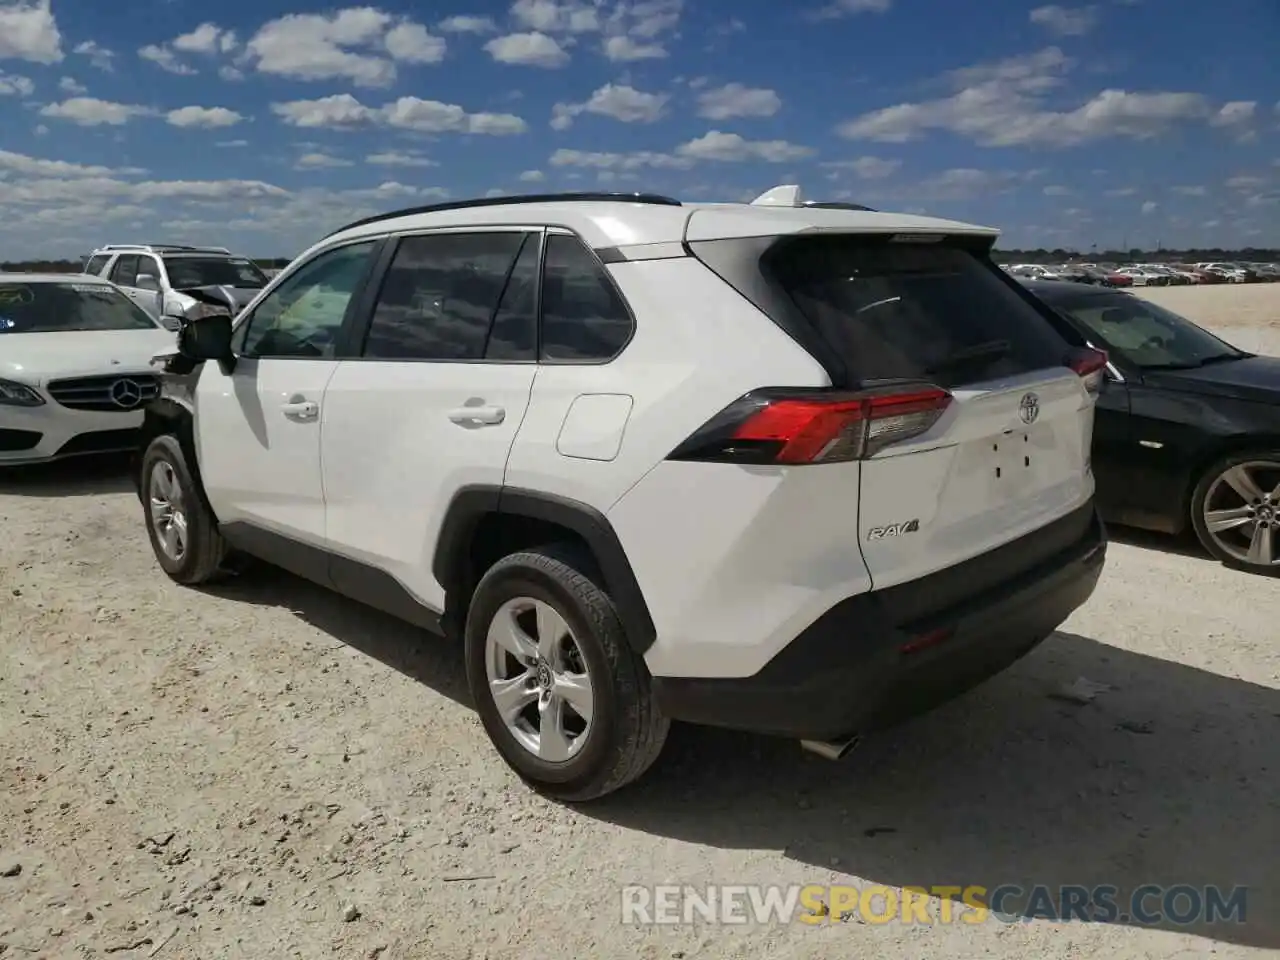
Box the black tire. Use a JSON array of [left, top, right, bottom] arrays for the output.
[[464, 544, 670, 802], [139, 434, 228, 585], [1189, 449, 1280, 576]]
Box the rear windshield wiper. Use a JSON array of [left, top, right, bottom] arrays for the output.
[[924, 339, 1011, 376]]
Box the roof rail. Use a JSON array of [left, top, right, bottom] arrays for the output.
[[324, 191, 683, 239], [96, 243, 233, 255]]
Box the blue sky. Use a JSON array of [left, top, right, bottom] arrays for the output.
[[0, 0, 1276, 260]]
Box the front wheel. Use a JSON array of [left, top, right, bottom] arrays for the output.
[[464, 545, 670, 802], [1190, 451, 1280, 575], [140, 434, 228, 584]]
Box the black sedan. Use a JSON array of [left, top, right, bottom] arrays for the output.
[[1022, 279, 1280, 575]]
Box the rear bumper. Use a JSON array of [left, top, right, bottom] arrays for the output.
[[652, 501, 1107, 741]]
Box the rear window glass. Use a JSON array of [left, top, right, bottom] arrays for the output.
[[0, 282, 158, 333], [767, 237, 1071, 388]]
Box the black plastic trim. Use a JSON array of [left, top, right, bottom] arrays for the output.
[[219, 521, 445, 634], [324, 192, 682, 239], [651, 501, 1106, 740], [432, 485, 657, 654]]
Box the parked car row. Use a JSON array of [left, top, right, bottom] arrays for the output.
[[2, 188, 1277, 804], [1003, 260, 1280, 287]]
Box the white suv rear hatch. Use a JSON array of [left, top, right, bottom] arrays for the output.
[[687, 231, 1104, 591]]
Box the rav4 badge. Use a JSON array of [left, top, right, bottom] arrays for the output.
[[866, 519, 920, 540]]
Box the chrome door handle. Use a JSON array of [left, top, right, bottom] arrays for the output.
[[447, 405, 505, 425], [281, 399, 319, 420]]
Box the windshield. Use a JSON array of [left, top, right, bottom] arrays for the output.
[[0, 281, 159, 333], [163, 256, 268, 289], [1047, 291, 1246, 369]]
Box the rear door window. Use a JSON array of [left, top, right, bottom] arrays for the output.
[[766, 236, 1072, 388], [109, 254, 140, 287]]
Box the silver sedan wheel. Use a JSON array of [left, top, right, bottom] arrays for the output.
[[1202, 460, 1280, 568], [484, 597, 595, 763], [149, 460, 188, 562]]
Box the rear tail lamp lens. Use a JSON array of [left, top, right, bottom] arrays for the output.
[[668, 385, 952, 465]]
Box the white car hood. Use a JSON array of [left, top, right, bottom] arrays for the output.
[[0, 328, 177, 385]]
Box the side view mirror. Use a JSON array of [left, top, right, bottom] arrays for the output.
[[178, 311, 234, 364], [135, 273, 160, 291]]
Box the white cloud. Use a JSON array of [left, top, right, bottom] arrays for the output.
[[172, 23, 238, 55], [295, 152, 353, 169], [0, 0, 62, 64], [1105, 186, 1136, 196], [518, 169, 545, 181], [808, 0, 893, 22], [494, 0, 686, 63], [551, 83, 667, 129], [1210, 100, 1256, 126], [696, 83, 781, 120], [602, 35, 666, 61], [1171, 185, 1207, 196], [244, 8, 445, 87], [1042, 184, 1072, 196], [216, 139, 248, 148], [366, 150, 437, 167], [511, 0, 601, 33], [138, 44, 196, 75], [0, 148, 144, 179], [57, 75, 86, 94], [271, 93, 527, 135], [485, 31, 569, 67], [439, 15, 497, 33], [836, 47, 1216, 147], [1028, 5, 1099, 36], [821, 156, 901, 178], [166, 106, 244, 128], [1225, 175, 1266, 190], [549, 147, 693, 171], [219, 65, 245, 81], [39, 97, 155, 126], [383, 22, 447, 64], [1141, 200, 1157, 214], [676, 131, 814, 163], [0, 71, 34, 96], [73, 40, 114, 71]]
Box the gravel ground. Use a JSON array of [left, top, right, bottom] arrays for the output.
[[2, 285, 1278, 960]]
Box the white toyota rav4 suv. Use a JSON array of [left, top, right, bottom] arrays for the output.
[[136, 187, 1109, 801]]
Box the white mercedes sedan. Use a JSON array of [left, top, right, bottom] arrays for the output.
[[0, 273, 176, 466]]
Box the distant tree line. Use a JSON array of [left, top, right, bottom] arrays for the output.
[[2, 248, 1276, 275]]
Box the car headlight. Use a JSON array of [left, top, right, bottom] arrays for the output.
[[0, 379, 45, 407]]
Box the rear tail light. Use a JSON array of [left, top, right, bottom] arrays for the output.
[[667, 384, 952, 465], [1068, 347, 1108, 396]]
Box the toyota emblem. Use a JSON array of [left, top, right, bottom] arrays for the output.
[[1018, 392, 1040, 425], [110, 378, 143, 409]]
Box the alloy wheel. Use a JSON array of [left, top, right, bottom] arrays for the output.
[[149, 460, 188, 562], [484, 597, 595, 763], [1202, 460, 1280, 568]]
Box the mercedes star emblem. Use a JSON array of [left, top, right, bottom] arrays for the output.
[[1018, 392, 1040, 425], [110, 378, 144, 409]]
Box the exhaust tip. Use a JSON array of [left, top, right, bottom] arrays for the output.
[[800, 736, 859, 762]]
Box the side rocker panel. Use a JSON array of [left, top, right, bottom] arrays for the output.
[[433, 485, 658, 655]]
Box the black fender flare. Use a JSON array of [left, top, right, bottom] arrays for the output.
[[138, 398, 219, 522], [433, 485, 657, 655]]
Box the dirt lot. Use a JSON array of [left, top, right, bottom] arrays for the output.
[[2, 285, 1278, 959]]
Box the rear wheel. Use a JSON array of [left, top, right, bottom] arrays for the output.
[[140, 434, 228, 584], [464, 545, 669, 802], [1190, 451, 1280, 575]]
